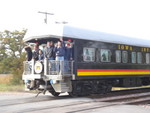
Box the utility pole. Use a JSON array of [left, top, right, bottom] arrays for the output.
[[38, 11, 54, 24]]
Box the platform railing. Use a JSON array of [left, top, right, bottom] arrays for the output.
[[23, 59, 73, 76], [45, 60, 73, 76], [23, 61, 33, 75]]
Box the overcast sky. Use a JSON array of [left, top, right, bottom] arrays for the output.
[[0, 0, 150, 40]]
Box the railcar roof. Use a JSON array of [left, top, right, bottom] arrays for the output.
[[24, 25, 150, 48]]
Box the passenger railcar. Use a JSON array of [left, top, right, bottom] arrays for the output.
[[22, 25, 150, 96]]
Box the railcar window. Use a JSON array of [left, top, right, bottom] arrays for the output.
[[146, 53, 150, 64], [137, 52, 142, 64], [122, 51, 128, 63], [100, 49, 111, 62], [115, 50, 121, 63], [83, 47, 95, 62], [131, 52, 136, 63]]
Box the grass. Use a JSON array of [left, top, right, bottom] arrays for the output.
[[0, 74, 13, 84], [0, 74, 24, 92], [0, 83, 24, 92]]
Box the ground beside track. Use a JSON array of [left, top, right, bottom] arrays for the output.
[[0, 91, 150, 113]]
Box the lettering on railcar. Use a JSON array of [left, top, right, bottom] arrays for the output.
[[141, 48, 150, 52], [118, 45, 150, 52], [118, 45, 133, 51]]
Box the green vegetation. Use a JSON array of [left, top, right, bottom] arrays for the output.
[[0, 84, 24, 92], [0, 29, 27, 85]]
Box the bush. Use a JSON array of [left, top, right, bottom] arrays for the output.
[[0, 29, 27, 85]]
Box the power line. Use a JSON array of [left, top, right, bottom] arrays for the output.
[[55, 21, 68, 24]]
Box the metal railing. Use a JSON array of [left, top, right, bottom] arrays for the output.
[[46, 60, 73, 75], [23, 59, 73, 76], [23, 61, 33, 75]]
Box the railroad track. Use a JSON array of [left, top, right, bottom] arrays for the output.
[[1, 88, 150, 112], [90, 87, 150, 104], [9, 91, 150, 113]]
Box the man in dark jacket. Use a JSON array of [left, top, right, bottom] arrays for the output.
[[32, 45, 39, 61], [65, 43, 73, 60], [64, 41, 73, 73], [54, 38, 65, 61], [24, 46, 32, 61], [54, 38, 66, 74], [44, 41, 55, 60]]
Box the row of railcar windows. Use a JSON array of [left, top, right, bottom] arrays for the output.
[[83, 47, 150, 64]]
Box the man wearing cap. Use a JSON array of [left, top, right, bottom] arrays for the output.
[[65, 40, 73, 60]]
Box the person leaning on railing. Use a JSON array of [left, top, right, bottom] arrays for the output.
[[24, 46, 32, 61], [24, 46, 34, 90], [54, 38, 65, 61], [64, 40, 73, 73], [53, 38, 66, 74], [44, 41, 55, 73]]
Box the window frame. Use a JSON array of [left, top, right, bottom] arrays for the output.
[[100, 49, 112, 62], [137, 52, 142, 64], [115, 50, 121, 63], [83, 47, 96, 62], [122, 51, 128, 63], [131, 52, 136, 64], [146, 53, 150, 64]]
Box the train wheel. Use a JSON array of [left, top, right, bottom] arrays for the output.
[[50, 91, 60, 97], [49, 87, 60, 97], [68, 92, 79, 97], [69, 86, 90, 97]]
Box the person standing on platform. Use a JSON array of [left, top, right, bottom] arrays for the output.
[[44, 41, 55, 60], [38, 49, 44, 60], [65, 40, 73, 61], [24, 46, 32, 61], [32, 45, 39, 61], [54, 38, 65, 74], [54, 38, 65, 61], [44, 41, 55, 73], [64, 40, 73, 73]]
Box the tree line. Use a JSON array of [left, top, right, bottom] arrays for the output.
[[0, 29, 27, 84]]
